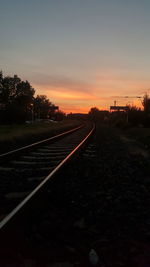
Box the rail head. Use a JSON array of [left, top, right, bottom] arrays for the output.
[[0, 123, 95, 230]]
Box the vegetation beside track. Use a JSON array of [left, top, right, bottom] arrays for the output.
[[123, 127, 150, 151], [0, 119, 81, 153]]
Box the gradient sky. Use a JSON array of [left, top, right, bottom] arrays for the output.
[[1, 0, 150, 113]]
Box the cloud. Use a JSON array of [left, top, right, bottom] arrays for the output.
[[95, 69, 150, 82], [29, 70, 146, 113], [30, 72, 93, 93]]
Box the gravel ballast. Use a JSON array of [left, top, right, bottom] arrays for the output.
[[2, 123, 150, 267]]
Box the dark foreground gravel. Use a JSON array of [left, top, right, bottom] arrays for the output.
[[1, 124, 150, 267]]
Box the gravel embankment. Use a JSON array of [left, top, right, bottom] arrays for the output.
[[3, 124, 150, 267]]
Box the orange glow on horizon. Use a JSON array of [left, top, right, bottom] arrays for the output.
[[34, 83, 144, 114], [47, 89, 97, 101]]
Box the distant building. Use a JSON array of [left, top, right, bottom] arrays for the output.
[[110, 106, 129, 112]]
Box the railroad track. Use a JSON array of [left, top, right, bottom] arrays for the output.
[[0, 122, 94, 240]]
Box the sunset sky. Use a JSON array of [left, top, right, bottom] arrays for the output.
[[1, 0, 150, 113]]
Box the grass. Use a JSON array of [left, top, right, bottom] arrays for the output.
[[124, 127, 150, 150], [0, 119, 81, 153]]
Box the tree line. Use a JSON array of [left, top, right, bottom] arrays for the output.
[[88, 94, 150, 127], [0, 71, 65, 124]]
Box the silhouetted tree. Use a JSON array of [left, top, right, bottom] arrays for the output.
[[53, 110, 66, 121], [142, 93, 150, 114], [14, 80, 35, 122], [89, 107, 109, 122], [33, 95, 58, 120], [142, 93, 150, 126], [127, 105, 144, 126], [0, 72, 35, 123], [0, 71, 65, 124], [88, 107, 100, 122], [0, 71, 3, 85]]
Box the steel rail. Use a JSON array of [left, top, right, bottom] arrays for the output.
[[0, 123, 95, 230], [0, 124, 84, 158]]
